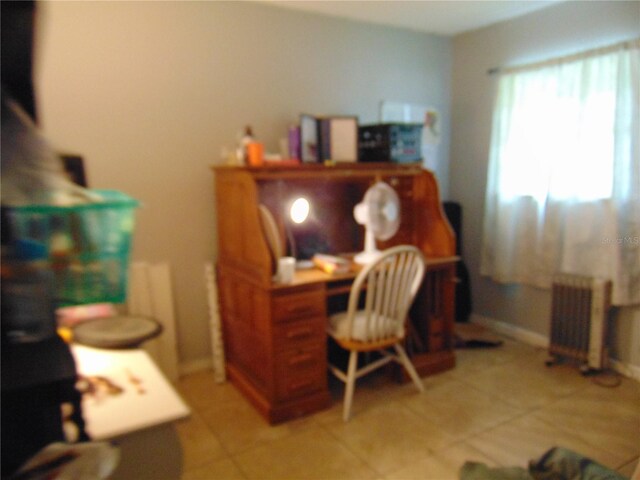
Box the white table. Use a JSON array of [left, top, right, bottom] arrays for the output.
[[72, 345, 190, 479]]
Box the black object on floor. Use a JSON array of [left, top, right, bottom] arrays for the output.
[[454, 335, 503, 349]]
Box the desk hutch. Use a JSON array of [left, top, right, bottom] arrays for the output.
[[212, 163, 457, 424]]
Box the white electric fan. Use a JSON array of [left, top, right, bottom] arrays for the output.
[[353, 181, 400, 265]]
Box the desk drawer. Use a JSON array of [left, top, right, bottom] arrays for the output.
[[275, 347, 326, 400], [274, 316, 325, 351], [272, 289, 325, 322]]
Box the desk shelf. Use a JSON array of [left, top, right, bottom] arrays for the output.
[[212, 163, 457, 424]]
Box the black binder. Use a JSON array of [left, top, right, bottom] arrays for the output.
[[443, 201, 472, 323]]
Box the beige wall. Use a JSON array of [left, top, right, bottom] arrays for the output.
[[451, 1, 640, 368], [35, 1, 452, 369]]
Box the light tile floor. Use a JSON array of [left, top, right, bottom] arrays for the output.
[[174, 332, 640, 480]]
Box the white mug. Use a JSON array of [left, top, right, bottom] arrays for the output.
[[277, 257, 296, 284]]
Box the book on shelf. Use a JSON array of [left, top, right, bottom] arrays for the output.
[[299, 114, 358, 164]]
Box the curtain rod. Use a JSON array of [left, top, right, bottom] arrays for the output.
[[487, 37, 640, 76]]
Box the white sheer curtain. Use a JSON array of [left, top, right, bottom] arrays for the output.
[[481, 39, 640, 306]]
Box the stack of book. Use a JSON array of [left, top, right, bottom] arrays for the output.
[[312, 254, 352, 274]]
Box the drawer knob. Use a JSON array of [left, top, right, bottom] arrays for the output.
[[288, 353, 315, 367], [289, 380, 313, 393]]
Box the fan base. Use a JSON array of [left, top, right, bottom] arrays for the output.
[[354, 250, 381, 265]]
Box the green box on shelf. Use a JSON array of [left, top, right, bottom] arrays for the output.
[[7, 190, 140, 306]]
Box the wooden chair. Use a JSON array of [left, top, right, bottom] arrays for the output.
[[327, 245, 426, 421]]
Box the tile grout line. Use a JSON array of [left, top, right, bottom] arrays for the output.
[[315, 417, 387, 478], [176, 334, 639, 479]]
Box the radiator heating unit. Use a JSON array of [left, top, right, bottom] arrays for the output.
[[546, 274, 612, 373]]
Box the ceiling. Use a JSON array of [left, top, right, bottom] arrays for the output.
[[259, 0, 561, 37]]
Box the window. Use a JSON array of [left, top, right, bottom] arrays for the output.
[[481, 39, 640, 305]]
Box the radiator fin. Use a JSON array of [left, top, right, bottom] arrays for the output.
[[548, 274, 611, 371]]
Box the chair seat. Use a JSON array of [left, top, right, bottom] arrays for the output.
[[328, 310, 404, 343]]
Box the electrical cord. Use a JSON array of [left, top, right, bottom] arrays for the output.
[[589, 368, 623, 388]]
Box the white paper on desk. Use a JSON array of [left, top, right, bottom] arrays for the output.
[[72, 346, 190, 440]]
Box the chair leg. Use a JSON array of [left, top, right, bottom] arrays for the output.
[[343, 350, 358, 421], [394, 343, 424, 392]]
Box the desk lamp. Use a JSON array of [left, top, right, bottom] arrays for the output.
[[287, 197, 315, 268], [290, 197, 310, 224]]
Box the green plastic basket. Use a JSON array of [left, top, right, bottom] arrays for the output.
[[7, 190, 140, 306]]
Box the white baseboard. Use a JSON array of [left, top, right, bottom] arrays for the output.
[[470, 313, 549, 349], [178, 357, 213, 377], [179, 316, 640, 383], [469, 313, 640, 382], [610, 359, 640, 382]]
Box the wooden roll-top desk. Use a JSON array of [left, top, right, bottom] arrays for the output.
[[212, 163, 457, 424]]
